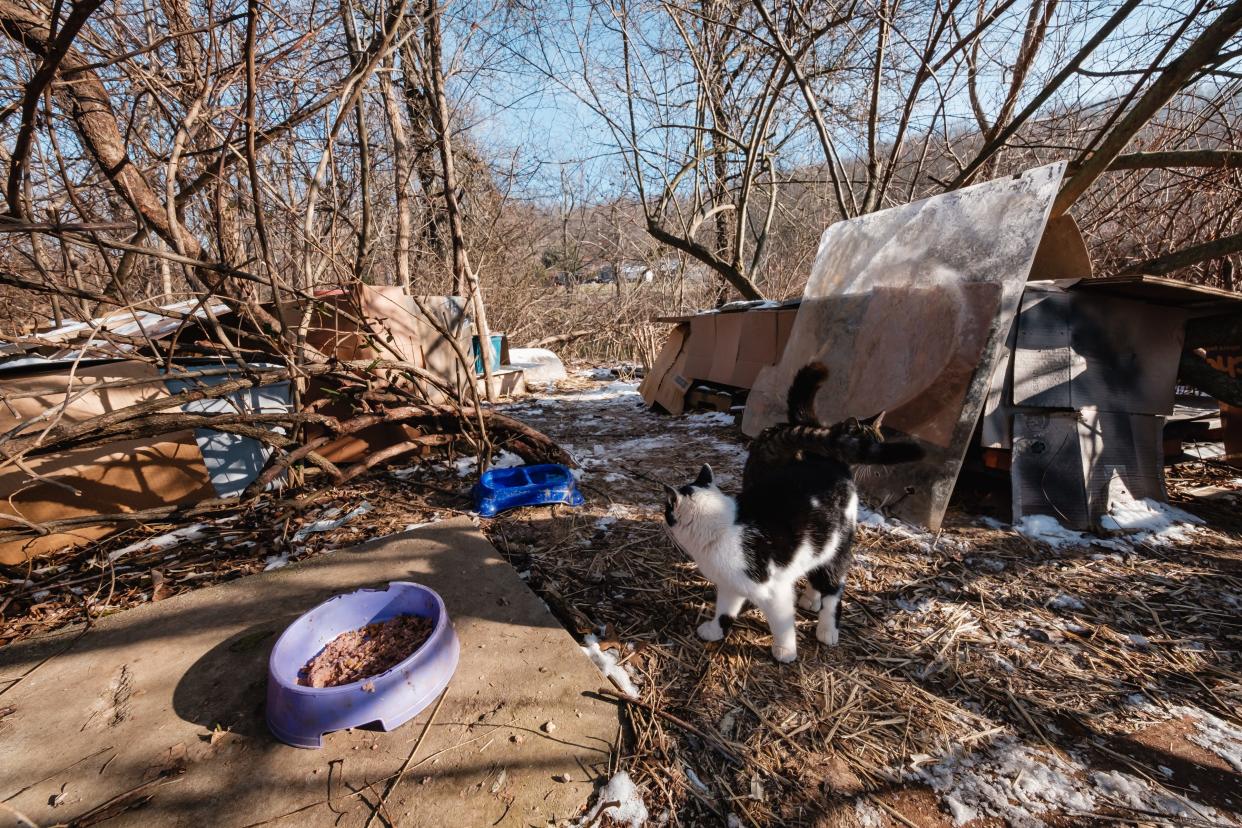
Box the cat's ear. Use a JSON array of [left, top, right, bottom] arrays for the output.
[[694, 464, 714, 487], [863, 410, 886, 431], [662, 483, 679, 503]]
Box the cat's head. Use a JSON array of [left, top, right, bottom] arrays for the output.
[[662, 463, 716, 528]]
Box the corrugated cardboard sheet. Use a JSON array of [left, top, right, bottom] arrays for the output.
[[1012, 408, 1164, 529], [1013, 289, 1186, 414], [640, 306, 797, 412]]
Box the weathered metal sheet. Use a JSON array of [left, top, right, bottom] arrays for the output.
[[743, 163, 1065, 529]]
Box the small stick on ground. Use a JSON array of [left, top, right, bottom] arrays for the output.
[[592, 687, 743, 766], [363, 688, 448, 828]]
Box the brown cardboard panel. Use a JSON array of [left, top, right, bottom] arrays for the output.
[[740, 310, 781, 362], [640, 323, 687, 404], [730, 362, 762, 389], [728, 310, 781, 389], [710, 312, 745, 385], [1030, 213, 1092, 280], [775, 309, 797, 357], [1013, 288, 1185, 415], [683, 315, 716, 380], [0, 361, 173, 432], [655, 355, 693, 415], [0, 435, 215, 565]]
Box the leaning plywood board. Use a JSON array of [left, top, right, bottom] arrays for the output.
[[743, 163, 1065, 529]]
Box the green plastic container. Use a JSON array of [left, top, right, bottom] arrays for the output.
[[472, 335, 504, 375]]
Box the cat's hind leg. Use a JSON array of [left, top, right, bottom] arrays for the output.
[[697, 587, 745, 642], [755, 585, 798, 663], [807, 566, 845, 646], [798, 584, 822, 612]]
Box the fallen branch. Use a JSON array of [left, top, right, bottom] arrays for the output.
[[1179, 349, 1242, 408]]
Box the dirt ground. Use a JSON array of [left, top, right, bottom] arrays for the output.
[[3, 365, 1241, 827]]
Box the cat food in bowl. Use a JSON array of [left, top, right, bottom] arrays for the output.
[[266, 582, 459, 748]]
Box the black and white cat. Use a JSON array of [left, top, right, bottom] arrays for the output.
[[663, 363, 924, 663]]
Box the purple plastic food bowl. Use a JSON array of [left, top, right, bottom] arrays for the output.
[[266, 581, 459, 748]]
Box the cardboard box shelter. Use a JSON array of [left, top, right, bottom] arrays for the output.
[[0, 359, 290, 564], [640, 302, 798, 414], [987, 275, 1242, 528]]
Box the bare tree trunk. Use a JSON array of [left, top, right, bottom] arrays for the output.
[[381, 52, 413, 291], [423, 0, 496, 401]]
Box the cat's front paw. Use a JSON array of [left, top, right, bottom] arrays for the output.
[[798, 589, 822, 612], [697, 620, 725, 642], [771, 643, 797, 663]]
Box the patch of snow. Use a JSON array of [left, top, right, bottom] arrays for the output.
[[594, 504, 632, 533], [858, 505, 934, 550], [977, 515, 1007, 529], [854, 799, 885, 828], [1099, 480, 1204, 546], [580, 634, 641, 697], [1090, 770, 1225, 823], [968, 557, 1007, 573], [1126, 633, 1150, 650], [263, 550, 291, 571], [718, 299, 781, 311], [576, 771, 648, 828], [1015, 514, 1128, 551], [292, 502, 371, 542], [896, 597, 932, 614], [109, 524, 208, 561], [561, 380, 641, 402], [915, 737, 1095, 827], [684, 411, 735, 427], [1181, 707, 1242, 773], [453, 450, 525, 477], [1048, 593, 1086, 612]]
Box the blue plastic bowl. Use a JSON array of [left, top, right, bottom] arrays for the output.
[[266, 582, 459, 748], [472, 463, 585, 517]]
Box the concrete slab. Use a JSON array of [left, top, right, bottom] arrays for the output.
[[0, 518, 618, 827]]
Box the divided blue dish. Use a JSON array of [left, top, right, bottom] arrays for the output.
[[472, 463, 584, 517]]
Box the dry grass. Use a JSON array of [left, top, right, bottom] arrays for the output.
[[486, 372, 1242, 826], [2, 368, 1240, 826]]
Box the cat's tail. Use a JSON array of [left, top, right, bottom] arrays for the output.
[[786, 362, 829, 425]]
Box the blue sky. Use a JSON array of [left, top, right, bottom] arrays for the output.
[[453, 1, 1226, 204]]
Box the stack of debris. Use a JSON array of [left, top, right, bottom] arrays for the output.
[[0, 284, 557, 566]]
